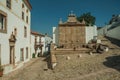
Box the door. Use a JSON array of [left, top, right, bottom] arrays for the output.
[[0, 44, 1, 65], [10, 46, 15, 64], [20, 48, 24, 61]]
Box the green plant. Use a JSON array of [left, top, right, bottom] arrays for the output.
[[32, 53, 35, 58], [0, 66, 3, 71], [0, 66, 4, 77]]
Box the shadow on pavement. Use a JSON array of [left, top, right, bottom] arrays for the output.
[[103, 55, 120, 72], [43, 54, 52, 70], [105, 36, 120, 47]]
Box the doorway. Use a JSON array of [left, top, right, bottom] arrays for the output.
[[0, 44, 1, 65], [10, 46, 15, 64]]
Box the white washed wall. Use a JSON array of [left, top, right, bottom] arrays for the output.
[[97, 25, 111, 36], [106, 25, 120, 40], [53, 27, 58, 45], [30, 35, 35, 58], [41, 36, 52, 55], [98, 22, 120, 40], [85, 25, 97, 43], [0, 33, 9, 65], [41, 37, 45, 55], [0, 0, 31, 74]]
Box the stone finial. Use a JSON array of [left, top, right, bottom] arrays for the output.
[[82, 18, 86, 24], [70, 10, 73, 15], [67, 11, 77, 22], [59, 18, 63, 24], [69, 10, 75, 16]]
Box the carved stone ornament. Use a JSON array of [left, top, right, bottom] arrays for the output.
[[9, 32, 16, 42]]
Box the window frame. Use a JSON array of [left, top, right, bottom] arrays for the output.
[[26, 47, 28, 59], [26, 16, 28, 23], [24, 26, 27, 38], [20, 48, 24, 61], [6, 0, 11, 9], [0, 10, 7, 33], [22, 11, 24, 20]]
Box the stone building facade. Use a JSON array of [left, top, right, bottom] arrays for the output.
[[58, 13, 86, 48]]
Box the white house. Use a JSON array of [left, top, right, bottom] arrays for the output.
[[41, 34, 52, 56], [98, 14, 120, 40], [30, 31, 44, 57], [0, 0, 32, 74], [31, 32, 52, 57]]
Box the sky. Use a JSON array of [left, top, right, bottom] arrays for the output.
[[29, 0, 120, 36]]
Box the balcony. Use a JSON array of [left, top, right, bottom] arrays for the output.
[[35, 42, 43, 47]]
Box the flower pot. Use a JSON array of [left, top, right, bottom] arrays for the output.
[[0, 70, 3, 77]]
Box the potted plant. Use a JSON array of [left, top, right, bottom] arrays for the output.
[[0, 66, 3, 77]]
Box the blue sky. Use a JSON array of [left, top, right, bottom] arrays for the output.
[[29, 0, 120, 36]]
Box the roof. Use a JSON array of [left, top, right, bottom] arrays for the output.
[[59, 22, 85, 26], [31, 31, 45, 37], [23, 0, 32, 10]]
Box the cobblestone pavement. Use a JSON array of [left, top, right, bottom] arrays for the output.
[[0, 57, 51, 80]]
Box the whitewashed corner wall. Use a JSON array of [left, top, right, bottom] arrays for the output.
[[30, 35, 35, 58], [106, 23, 120, 40], [98, 22, 120, 40], [53, 27, 58, 45], [0, 0, 31, 74], [85, 25, 97, 43]]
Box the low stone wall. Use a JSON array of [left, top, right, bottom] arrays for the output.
[[51, 49, 91, 55], [50, 44, 91, 69]]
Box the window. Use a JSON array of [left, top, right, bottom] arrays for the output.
[[6, 0, 11, 9], [26, 9, 28, 13], [0, 14, 4, 30], [26, 16, 28, 23], [22, 3, 24, 8], [26, 9, 29, 23], [0, 10, 7, 33], [22, 11, 24, 20], [26, 47, 28, 59], [14, 28, 17, 36], [24, 26, 27, 37], [22, 3, 25, 20], [20, 48, 24, 61]]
